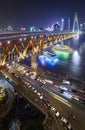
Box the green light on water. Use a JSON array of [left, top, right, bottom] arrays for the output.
[[52, 45, 73, 60], [53, 50, 69, 59]]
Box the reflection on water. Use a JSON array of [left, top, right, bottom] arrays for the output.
[[72, 50, 80, 66], [69, 50, 81, 77]]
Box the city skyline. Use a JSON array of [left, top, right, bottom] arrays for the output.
[[0, 0, 85, 28]]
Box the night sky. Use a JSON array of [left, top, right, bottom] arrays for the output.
[[0, 0, 85, 29]]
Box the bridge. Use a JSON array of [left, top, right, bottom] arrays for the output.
[[0, 31, 78, 67]]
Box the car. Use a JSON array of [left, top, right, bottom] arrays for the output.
[[59, 85, 68, 91], [25, 81, 27, 85], [67, 123, 72, 130], [40, 80, 45, 84], [61, 117, 68, 124], [41, 80, 46, 84], [31, 87, 35, 90], [34, 89, 37, 93], [39, 95, 43, 99], [37, 78, 39, 81], [61, 117, 72, 130], [43, 99, 51, 108], [39, 79, 42, 82], [55, 111, 60, 118], [62, 80, 70, 84], [51, 106, 56, 112], [37, 92, 41, 96], [30, 75, 36, 79], [26, 73, 29, 76], [44, 79, 53, 84], [27, 83, 30, 86], [37, 77, 40, 81], [53, 82, 59, 87], [28, 85, 32, 88], [15, 74, 19, 78]]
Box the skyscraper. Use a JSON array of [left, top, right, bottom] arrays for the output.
[[67, 18, 70, 31], [53, 22, 61, 32], [61, 18, 64, 31]]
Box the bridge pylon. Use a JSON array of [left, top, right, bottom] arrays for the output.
[[73, 12, 79, 34]]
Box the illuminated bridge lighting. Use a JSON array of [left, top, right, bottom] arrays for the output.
[[0, 31, 78, 67]]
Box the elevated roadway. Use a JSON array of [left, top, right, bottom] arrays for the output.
[[0, 31, 77, 42]]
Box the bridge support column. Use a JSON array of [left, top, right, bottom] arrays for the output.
[[31, 52, 41, 70], [14, 52, 16, 60], [0, 53, 2, 62], [61, 41, 64, 46], [11, 53, 13, 60], [8, 54, 10, 61]]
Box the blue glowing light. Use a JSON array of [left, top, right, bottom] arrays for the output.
[[39, 51, 59, 66], [61, 18, 64, 22]]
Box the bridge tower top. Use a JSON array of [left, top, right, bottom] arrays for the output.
[[73, 12, 79, 34]]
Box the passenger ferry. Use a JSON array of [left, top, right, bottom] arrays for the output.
[[52, 44, 73, 54], [39, 51, 59, 63]]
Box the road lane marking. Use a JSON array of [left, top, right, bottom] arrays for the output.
[[51, 93, 72, 108], [42, 86, 71, 107]]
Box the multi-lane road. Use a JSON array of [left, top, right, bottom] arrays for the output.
[[1, 62, 85, 130]]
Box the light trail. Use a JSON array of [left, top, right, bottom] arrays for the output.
[[42, 85, 71, 107], [51, 93, 72, 108]]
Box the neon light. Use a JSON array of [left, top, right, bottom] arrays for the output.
[[52, 44, 73, 59], [52, 44, 73, 53], [39, 51, 59, 66], [39, 56, 58, 66], [41, 51, 59, 62], [52, 50, 69, 59]]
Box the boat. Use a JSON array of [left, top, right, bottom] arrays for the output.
[[39, 51, 59, 62], [39, 51, 59, 66], [52, 44, 73, 54]]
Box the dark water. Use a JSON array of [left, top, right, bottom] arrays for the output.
[[20, 34, 85, 81]]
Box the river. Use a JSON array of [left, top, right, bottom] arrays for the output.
[[20, 34, 85, 81]]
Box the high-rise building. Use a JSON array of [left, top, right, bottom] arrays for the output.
[[80, 23, 85, 31], [4, 25, 13, 32], [53, 22, 61, 32], [67, 18, 70, 31], [61, 18, 64, 31], [30, 26, 42, 32]]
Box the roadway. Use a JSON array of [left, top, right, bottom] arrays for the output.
[[0, 68, 59, 130], [0, 64, 68, 130], [1, 62, 85, 130], [41, 83, 85, 130]]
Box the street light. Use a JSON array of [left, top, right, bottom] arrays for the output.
[[12, 61, 15, 64], [19, 38, 22, 41], [7, 41, 10, 44], [6, 63, 9, 66], [24, 37, 26, 40], [80, 24, 83, 27], [31, 36, 33, 39]]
